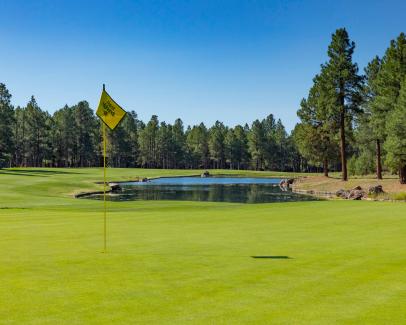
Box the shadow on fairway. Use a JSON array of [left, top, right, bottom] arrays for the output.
[[0, 169, 79, 176], [0, 171, 48, 177], [114, 253, 293, 259], [251, 256, 291, 259]]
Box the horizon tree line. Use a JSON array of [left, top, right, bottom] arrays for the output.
[[0, 88, 308, 172], [1, 28, 405, 183]]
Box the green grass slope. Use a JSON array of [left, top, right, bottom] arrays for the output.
[[1, 168, 405, 324]]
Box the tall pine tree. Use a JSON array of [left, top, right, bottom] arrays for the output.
[[325, 28, 363, 181]]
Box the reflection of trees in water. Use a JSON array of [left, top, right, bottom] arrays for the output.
[[247, 184, 261, 203], [96, 184, 319, 203], [208, 185, 226, 202], [247, 184, 283, 203]]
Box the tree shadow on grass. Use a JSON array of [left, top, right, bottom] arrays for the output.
[[106, 253, 293, 259], [0, 171, 47, 177], [251, 256, 291, 259], [0, 169, 79, 176]]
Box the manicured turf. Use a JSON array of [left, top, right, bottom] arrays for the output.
[[1, 168, 406, 324]]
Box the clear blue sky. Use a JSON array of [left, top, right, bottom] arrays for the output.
[[1, 0, 405, 131]]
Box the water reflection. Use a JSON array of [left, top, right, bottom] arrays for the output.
[[88, 183, 318, 204], [121, 176, 282, 186]]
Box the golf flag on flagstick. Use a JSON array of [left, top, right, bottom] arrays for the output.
[[96, 88, 127, 130], [96, 85, 127, 253]]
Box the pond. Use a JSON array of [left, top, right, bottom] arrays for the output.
[[85, 177, 319, 204]]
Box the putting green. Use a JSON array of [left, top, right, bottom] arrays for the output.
[[1, 168, 405, 324]]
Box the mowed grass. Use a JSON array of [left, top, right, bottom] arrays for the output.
[[1, 168, 406, 324]]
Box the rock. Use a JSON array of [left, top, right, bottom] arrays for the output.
[[336, 189, 349, 199], [368, 185, 384, 195], [351, 185, 363, 191], [201, 171, 210, 178], [348, 189, 366, 200], [279, 178, 294, 188], [141, 178, 148, 182], [110, 183, 122, 193], [336, 188, 366, 200]]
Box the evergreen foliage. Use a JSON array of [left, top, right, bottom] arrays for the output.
[[323, 28, 364, 181], [0, 83, 15, 167], [385, 77, 406, 183], [0, 30, 405, 180]]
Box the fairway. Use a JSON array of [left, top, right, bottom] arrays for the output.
[[1, 168, 406, 324]]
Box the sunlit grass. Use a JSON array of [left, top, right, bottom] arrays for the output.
[[1, 168, 405, 324]]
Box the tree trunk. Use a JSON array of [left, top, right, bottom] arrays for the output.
[[376, 139, 382, 180], [323, 158, 329, 177], [339, 108, 347, 181], [400, 165, 406, 184]]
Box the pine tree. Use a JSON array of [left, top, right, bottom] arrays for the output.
[[371, 33, 406, 180], [157, 122, 174, 169], [172, 118, 186, 168], [324, 28, 364, 181], [107, 111, 139, 167], [233, 125, 250, 169], [125, 111, 140, 167], [347, 113, 376, 176], [248, 120, 267, 170], [138, 115, 159, 168], [24, 96, 48, 167], [185, 123, 209, 169], [74, 101, 97, 167], [260, 114, 277, 169], [385, 77, 406, 183], [52, 105, 76, 166], [225, 128, 238, 169], [364, 56, 383, 178], [0, 83, 15, 167], [13, 106, 26, 167], [296, 69, 338, 176], [208, 121, 227, 169], [274, 119, 288, 170]]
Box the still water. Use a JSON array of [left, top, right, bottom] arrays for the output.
[[86, 177, 318, 204]]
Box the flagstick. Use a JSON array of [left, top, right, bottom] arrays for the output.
[[97, 83, 125, 253], [103, 122, 107, 253], [103, 84, 107, 253], [103, 123, 107, 253]]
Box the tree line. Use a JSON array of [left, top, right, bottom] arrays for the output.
[[1, 28, 405, 183], [0, 90, 306, 171], [294, 28, 406, 184]]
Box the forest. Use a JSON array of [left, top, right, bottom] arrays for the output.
[[1, 29, 405, 183]]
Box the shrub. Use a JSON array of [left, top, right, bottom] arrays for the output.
[[391, 192, 406, 201]]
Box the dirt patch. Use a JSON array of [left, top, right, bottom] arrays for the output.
[[292, 175, 406, 195]]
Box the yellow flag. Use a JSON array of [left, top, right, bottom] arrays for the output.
[[96, 89, 126, 130]]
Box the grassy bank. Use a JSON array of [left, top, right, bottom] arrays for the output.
[[1, 168, 406, 324]]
